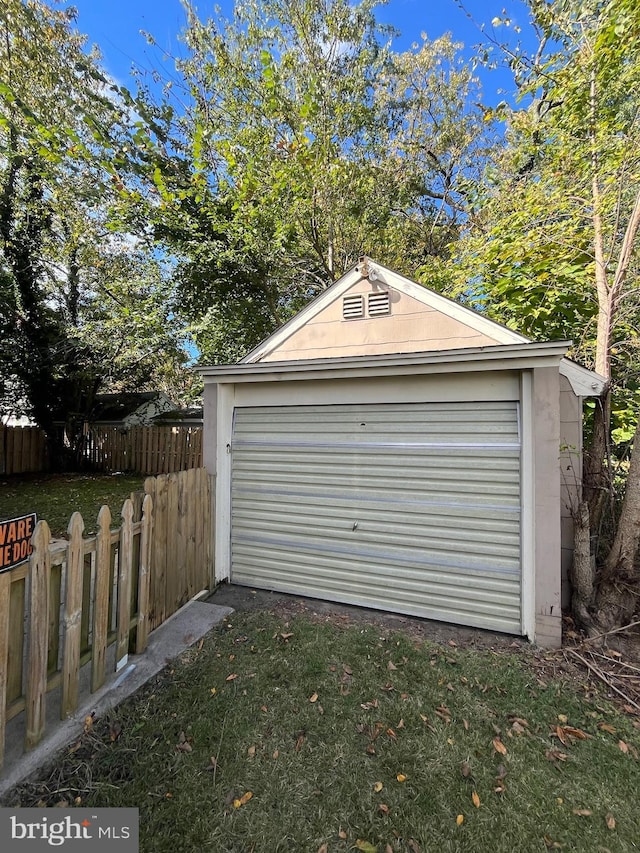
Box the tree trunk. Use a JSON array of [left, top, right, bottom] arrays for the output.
[[571, 500, 595, 627], [582, 388, 611, 532], [593, 416, 640, 630]]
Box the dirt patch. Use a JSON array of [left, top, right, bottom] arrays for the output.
[[207, 582, 529, 651]]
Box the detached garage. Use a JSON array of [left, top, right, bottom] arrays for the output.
[[200, 258, 605, 647]]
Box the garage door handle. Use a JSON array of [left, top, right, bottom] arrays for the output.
[[352, 521, 358, 531]]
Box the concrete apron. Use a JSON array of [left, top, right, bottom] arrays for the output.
[[0, 597, 233, 799]]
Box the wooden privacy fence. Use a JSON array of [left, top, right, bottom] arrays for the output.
[[0, 467, 213, 769], [0, 425, 48, 475], [84, 426, 203, 474]]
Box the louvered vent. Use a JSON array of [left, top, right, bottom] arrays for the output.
[[343, 294, 364, 320], [368, 291, 390, 316]]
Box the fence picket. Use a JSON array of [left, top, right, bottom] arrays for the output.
[[0, 572, 11, 767], [91, 506, 112, 693], [136, 494, 153, 654], [116, 501, 134, 670], [25, 521, 51, 750], [61, 513, 84, 718]]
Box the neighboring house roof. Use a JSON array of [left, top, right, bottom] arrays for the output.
[[90, 392, 176, 425], [152, 407, 204, 426], [238, 257, 606, 397]]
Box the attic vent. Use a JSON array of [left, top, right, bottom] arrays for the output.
[[368, 291, 390, 316], [343, 294, 364, 320]]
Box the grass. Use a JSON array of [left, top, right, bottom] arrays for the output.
[[0, 473, 145, 536], [4, 607, 640, 853]]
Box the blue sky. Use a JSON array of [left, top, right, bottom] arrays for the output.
[[66, 0, 535, 104]]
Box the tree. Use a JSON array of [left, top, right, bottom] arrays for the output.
[[0, 1, 191, 453], [454, 0, 640, 630], [138, 0, 492, 362]]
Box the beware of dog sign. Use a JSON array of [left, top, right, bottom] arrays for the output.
[[0, 513, 37, 573]]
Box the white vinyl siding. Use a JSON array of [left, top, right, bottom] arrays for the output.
[[231, 401, 522, 634]]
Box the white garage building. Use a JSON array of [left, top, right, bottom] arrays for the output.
[[200, 259, 605, 646]]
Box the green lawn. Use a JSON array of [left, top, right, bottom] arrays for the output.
[[0, 473, 145, 536], [5, 608, 640, 853]]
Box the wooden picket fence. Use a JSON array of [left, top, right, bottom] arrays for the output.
[[84, 426, 203, 474], [0, 467, 213, 770], [0, 425, 48, 475]]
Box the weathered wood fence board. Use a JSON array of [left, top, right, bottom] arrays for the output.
[[85, 426, 202, 475], [0, 467, 213, 768], [0, 425, 48, 475], [0, 424, 202, 476]]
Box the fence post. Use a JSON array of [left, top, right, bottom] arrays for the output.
[[136, 494, 153, 654], [91, 506, 111, 693], [116, 500, 134, 670], [0, 570, 11, 769], [25, 520, 51, 751], [61, 512, 84, 719]]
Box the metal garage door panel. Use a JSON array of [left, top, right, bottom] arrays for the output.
[[231, 402, 522, 633]]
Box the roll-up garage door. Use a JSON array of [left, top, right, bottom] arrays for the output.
[[231, 401, 522, 634]]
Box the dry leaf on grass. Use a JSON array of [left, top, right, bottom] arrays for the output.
[[605, 813, 616, 830], [572, 808, 592, 816], [492, 737, 508, 755], [472, 791, 481, 808], [456, 814, 464, 825], [373, 781, 383, 793], [355, 840, 377, 853], [309, 692, 319, 703], [378, 803, 390, 815], [396, 773, 407, 783]]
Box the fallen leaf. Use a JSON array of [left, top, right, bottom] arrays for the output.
[[280, 632, 293, 641], [226, 673, 238, 682], [598, 722, 617, 734], [618, 740, 629, 754], [448, 639, 458, 647], [472, 791, 481, 808], [511, 720, 526, 735], [492, 737, 508, 755], [378, 803, 390, 815], [495, 764, 507, 780], [317, 845, 328, 853], [109, 722, 122, 742], [572, 809, 592, 816], [210, 687, 217, 695], [338, 829, 347, 840], [558, 714, 568, 723], [397, 719, 405, 729], [605, 813, 616, 830], [247, 745, 256, 758], [543, 836, 565, 849], [272, 749, 279, 759], [385, 845, 393, 853], [387, 661, 397, 670], [461, 761, 471, 778], [545, 748, 569, 764], [396, 773, 407, 782], [355, 841, 377, 853], [83, 713, 94, 733], [309, 692, 319, 703], [373, 781, 384, 793], [463, 719, 470, 731], [408, 841, 421, 853], [386, 728, 397, 739], [261, 705, 268, 712], [317, 704, 324, 715], [295, 732, 305, 752], [456, 814, 464, 826]]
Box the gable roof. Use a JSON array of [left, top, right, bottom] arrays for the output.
[[240, 257, 605, 396]]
